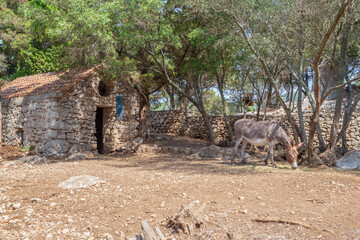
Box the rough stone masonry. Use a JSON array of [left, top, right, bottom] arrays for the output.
[[149, 101, 360, 150], [0, 68, 140, 154]]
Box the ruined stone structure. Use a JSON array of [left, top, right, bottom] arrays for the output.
[[0, 68, 140, 154], [149, 102, 360, 150]]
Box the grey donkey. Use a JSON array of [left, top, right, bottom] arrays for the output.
[[232, 119, 304, 169]]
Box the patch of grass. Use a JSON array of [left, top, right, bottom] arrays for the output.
[[20, 145, 36, 153]]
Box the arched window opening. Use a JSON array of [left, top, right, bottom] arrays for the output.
[[98, 81, 110, 96]]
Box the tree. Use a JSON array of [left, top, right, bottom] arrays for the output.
[[307, 0, 353, 162], [195, 0, 358, 162], [20, 0, 167, 139], [0, 0, 32, 78], [0, 0, 66, 79]]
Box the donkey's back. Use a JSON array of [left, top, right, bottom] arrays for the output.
[[234, 119, 288, 146]]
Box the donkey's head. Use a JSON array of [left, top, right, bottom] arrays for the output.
[[285, 140, 304, 169]]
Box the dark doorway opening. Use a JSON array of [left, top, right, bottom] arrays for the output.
[[95, 107, 104, 154]]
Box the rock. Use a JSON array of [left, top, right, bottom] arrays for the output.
[[198, 145, 220, 159], [182, 148, 193, 155], [12, 203, 21, 209], [68, 144, 83, 154], [18, 155, 47, 164], [189, 153, 202, 159], [101, 233, 114, 240], [319, 148, 341, 166], [221, 148, 244, 160], [45, 233, 54, 240], [118, 138, 144, 153], [154, 135, 167, 140], [58, 175, 106, 189], [172, 147, 180, 153], [0, 156, 3, 162], [336, 150, 360, 170], [36, 140, 70, 157], [44, 129, 58, 140], [30, 198, 42, 203], [136, 144, 154, 154], [131, 137, 144, 152], [67, 153, 88, 161]]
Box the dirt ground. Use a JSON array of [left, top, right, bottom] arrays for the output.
[[1, 137, 360, 240]]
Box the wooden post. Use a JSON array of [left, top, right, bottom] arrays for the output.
[[140, 221, 166, 240]]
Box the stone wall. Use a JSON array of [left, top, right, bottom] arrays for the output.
[[1, 74, 140, 153], [149, 102, 360, 149], [1, 93, 60, 146], [59, 74, 140, 152]]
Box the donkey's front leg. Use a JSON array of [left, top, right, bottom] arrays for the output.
[[268, 141, 276, 168]]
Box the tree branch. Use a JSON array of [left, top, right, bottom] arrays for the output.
[[313, 0, 352, 100], [320, 76, 360, 105]]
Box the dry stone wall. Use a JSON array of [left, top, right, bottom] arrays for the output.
[[149, 102, 360, 149], [1, 74, 140, 153], [1, 93, 61, 146], [58, 74, 140, 153]]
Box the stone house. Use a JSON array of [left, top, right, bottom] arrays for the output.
[[0, 68, 140, 154]]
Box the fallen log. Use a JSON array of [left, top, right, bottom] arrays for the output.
[[129, 221, 166, 240], [252, 217, 314, 229]]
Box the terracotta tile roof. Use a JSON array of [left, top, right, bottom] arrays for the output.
[[0, 68, 97, 99]]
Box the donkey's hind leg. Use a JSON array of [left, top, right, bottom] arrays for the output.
[[264, 149, 270, 165], [231, 137, 243, 164], [240, 140, 248, 164]]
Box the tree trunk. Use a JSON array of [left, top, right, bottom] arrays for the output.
[[307, 0, 351, 163], [316, 123, 327, 151], [177, 81, 193, 111], [164, 86, 176, 110], [198, 105, 217, 144], [266, 84, 273, 108], [217, 76, 233, 142], [329, 72, 345, 149], [256, 99, 261, 121], [297, 82, 307, 144], [336, 86, 360, 152], [139, 93, 150, 139], [329, 8, 351, 149], [149, 51, 217, 144]]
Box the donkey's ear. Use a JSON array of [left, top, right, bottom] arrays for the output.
[[291, 139, 296, 147], [296, 142, 304, 149]]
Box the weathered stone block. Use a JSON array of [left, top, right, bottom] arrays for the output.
[[45, 129, 58, 139]]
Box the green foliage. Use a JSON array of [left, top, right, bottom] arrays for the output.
[[246, 106, 256, 112], [203, 90, 224, 116], [20, 145, 35, 152], [0, 0, 32, 77], [1, 0, 358, 129], [0, 53, 7, 69], [17, 45, 64, 75]]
